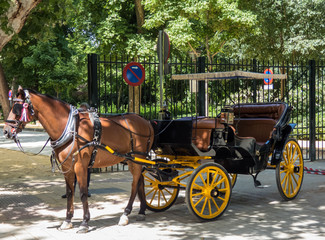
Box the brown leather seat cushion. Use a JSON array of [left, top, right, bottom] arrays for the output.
[[234, 119, 276, 145], [233, 103, 285, 120], [233, 103, 286, 144], [192, 118, 224, 151]]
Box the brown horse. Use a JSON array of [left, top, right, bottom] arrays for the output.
[[3, 88, 154, 233]]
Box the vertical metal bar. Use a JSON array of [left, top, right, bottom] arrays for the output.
[[253, 59, 257, 103], [197, 56, 206, 116], [88, 54, 98, 108], [309, 60, 316, 161], [158, 30, 164, 112]]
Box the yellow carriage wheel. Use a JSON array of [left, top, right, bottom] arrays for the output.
[[186, 163, 232, 220], [143, 170, 179, 212], [276, 139, 304, 200]]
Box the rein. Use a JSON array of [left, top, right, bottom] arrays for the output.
[[14, 136, 51, 156]]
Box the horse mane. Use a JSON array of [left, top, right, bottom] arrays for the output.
[[26, 88, 69, 106]]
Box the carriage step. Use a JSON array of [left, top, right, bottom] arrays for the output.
[[253, 175, 270, 188], [254, 179, 270, 188]]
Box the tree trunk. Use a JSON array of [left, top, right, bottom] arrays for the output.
[[0, 0, 41, 51], [0, 0, 41, 119], [131, 1, 144, 114], [134, 0, 144, 33], [0, 63, 10, 119]]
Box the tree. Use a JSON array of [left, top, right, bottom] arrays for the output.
[[0, 0, 41, 118], [143, 0, 257, 63], [67, 0, 155, 57], [238, 0, 325, 61]]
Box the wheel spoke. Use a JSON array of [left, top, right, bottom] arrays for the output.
[[161, 190, 167, 204], [192, 192, 204, 197], [144, 174, 154, 183], [291, 172, 298, 186], [199, 173, 207, 187], [146, 188, 155, 196], [194, 195, 205, 208], [211, 169, 219, 184], [149, 190, 158, 204], [215, 177, 226, 187], [200, 197, 208, 214], [157, 190, 161, 206], [287, 173, 293, 195], [164, 188, 173, 195], [211, 197, 220, 211], [193, 183, 204, 191], [208, 199, 212, 216]]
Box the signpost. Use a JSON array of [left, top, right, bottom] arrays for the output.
[[157, 30, 170, 119], [123, 62, 145, 114]]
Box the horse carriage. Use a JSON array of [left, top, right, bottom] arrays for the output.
[[3, 71, 303, 232], [143, 71, 304, 220]]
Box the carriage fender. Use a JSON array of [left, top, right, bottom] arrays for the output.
[[270, 124, 296, 165]]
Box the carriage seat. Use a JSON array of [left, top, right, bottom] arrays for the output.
[[233, 103, 286, 145], [192, 118, 224, 151]]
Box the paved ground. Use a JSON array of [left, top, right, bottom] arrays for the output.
[[0, 127, 325, 239]]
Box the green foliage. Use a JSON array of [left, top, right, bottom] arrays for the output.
[[143, 0, 257, 59], [0, 0, 86, 104], [0, 0, 11, 34], [239, 0, 325, 61]]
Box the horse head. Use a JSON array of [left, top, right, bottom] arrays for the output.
[[3, 87, 35, 139]]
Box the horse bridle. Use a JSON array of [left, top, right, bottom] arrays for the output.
[[4, 90, 50, 154], [5, 90, 34, 133]]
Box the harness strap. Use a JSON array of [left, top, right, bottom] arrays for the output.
[[88, 111, 102, 168], [50, 105, 78, 149]]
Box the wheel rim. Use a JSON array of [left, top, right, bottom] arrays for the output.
[[143, 170, 179, 211], [277, 140, 304, 199], [188, 164, 231, 219]]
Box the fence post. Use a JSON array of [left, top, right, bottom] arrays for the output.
[[197, 57, 206, 116], [88, 54, 98, 108], [252, 59, 257, 103], [309, 60, 316, 161]]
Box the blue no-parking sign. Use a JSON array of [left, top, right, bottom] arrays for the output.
[[123, 62, 145, 86], [8, 90, 12, 100], [263, 68, 273, 85]]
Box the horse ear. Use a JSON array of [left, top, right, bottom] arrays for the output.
[[15, 86, 26, 100]]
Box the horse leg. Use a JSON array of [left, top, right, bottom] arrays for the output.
[[136, 173, 146, 221], [118, 162, 143, 226], [59, 171, 75, 230], [75, 163, 91, 233]]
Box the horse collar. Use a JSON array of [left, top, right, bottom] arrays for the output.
[[50, 105, 78, 149]]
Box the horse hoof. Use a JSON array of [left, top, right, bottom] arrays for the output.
[[136, 214, 146, 221], [58, 221, 73, 230], [118, 214, 129, 226], [76, 225, 89, 234]]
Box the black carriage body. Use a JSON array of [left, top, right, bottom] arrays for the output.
[[152, 102, 294, 175], [151, 119, 216, 157], [215, 102, 293, 174]]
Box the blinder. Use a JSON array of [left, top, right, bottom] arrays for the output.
[[12, 103, 23, 116]]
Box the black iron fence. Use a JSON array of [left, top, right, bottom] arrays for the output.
[[88, 54, 325, 161]]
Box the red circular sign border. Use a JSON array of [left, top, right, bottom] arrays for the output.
[[123, 62, 145, 87], [264, 68, 274, 85]]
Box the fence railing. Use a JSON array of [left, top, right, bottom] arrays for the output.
[[88, 54, 325, 163]]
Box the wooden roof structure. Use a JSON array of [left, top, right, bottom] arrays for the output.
[[171, 70, 287, 81]]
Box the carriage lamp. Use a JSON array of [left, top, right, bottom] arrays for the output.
[[220, 106, 234, 125]]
